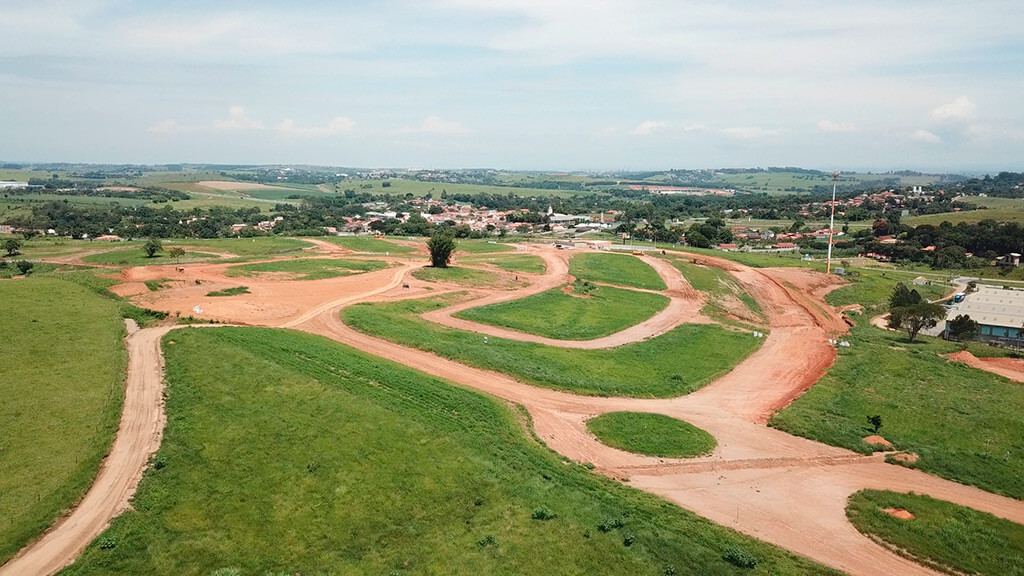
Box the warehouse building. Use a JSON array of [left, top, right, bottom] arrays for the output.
[[946, 285, 1024, 340]]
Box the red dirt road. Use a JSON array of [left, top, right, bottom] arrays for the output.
[[10, 245, 1024, 576], [948, 350, 1024, 383]]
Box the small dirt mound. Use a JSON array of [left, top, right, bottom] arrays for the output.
[[863, 435, 893, 448], [891, 452, 919, 464], [882, 508, 915, 520]]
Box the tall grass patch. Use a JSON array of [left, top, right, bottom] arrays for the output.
[[587, 413, 716, 458]]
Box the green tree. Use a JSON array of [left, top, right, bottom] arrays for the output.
[[3, 238, 22, 256], [946, 314, 980, 341], [888, 302, 945, 342], [143, 238, 164, 258], [16, 260, 34, 275], [168, 246, 186, 262], [889, 282, 922, 308], [685, 230, 710, 249], [426, 233, 456, 268]]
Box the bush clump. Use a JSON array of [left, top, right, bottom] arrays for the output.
[[722, 547, 758, 568], [531, 507, 555, 520]]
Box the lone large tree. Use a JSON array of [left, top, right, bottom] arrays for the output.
[[3, 238, 22, 257], [426, 233, 456, 268], [889, 302, 945, 342], [143, 238, 163, 258]]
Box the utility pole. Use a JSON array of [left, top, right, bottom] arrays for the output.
[[826, 172, 838, 274]]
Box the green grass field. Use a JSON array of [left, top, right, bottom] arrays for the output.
[[846, 490, 1024, 576], [412, 266, 504, 287], [0, 278, 125, 564], [82, 250, 220, 267], [459, 254, 547, 274], [330, 178, 593, 199], [456, 240, 516, 254], [769, 321, 1024, 499], [61, 327, 830, 575], [226, 258, 387, 281], [569, 253, 667, 290], [907, 196, 1024, 226], [323, 236, 418, 254], [586, 413, 716, 458], [455, 285, 669, 340], [342, 294, 761, 397], [676, 247, 822, 269]]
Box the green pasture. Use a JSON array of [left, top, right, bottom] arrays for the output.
[[412, 266, 505, 288], [846, 490, 1024, 576], [569, 253, 667, 290], [455, 285, 669, 340], [0, 278, 125, 564], [61, 327, 829, 575], [587, 413, 716, 458], [226, 258, 387, 281], [342, 294, 761, 398], [323, 236, 418, 254], [456, 240, 516, 254], [459, 253, 547, 274]]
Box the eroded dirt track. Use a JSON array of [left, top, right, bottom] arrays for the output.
[[10, 244, 1024, 576]]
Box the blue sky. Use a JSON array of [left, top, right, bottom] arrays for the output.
[[2, 0, 1022, 172]]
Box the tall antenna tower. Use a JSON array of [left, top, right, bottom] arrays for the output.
[[826, 172, 838, 274]]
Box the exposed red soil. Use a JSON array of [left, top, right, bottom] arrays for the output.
[[883, 508, 915, 520], [10, 244, 1024, 576], [948, 350, 1024, 383], [864, 435, 894, 449]]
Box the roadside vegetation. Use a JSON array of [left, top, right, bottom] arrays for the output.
[[569, 253, 667, 290], [459, 253, 546, 274], [412, 266, 504, 288], [62, 327, 831, 575], [83, 249, 219, 267], [0, 278, 125, 564], [225, 258, 387, 281], [846, 490, 1024, 576], [342, 294, 761, 397], [206, 286, 250, 297], [455, 284, 669, 340], [587, 413, 716, 458]]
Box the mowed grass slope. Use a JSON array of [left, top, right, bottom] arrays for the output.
[[569, 253, 667, 290], [63, 327, 832, 575], [343, 295, 760, 397], [847, 490, 1024, 576], [0, 278, 125, 564], [412, 266, 504, 287], [225, 258, 387, 281], [455, 285, 669, 340]]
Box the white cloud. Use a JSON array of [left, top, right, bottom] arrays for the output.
[[276, 116, 355, 137], [817, 120, 859, 133], [630, 120, 666, 136], [147, 119, 181, 134], [214, 106, 263, 130], [401, 115, 469, 135], [931, 96, 976, 122], [720, 127, 781, 140], [910, 129, 941, 144]]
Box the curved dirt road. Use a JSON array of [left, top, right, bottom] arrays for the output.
[[0, 322, 171, 576], [11, 245, 1024, 576]]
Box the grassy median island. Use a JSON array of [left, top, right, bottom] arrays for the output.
[[460, 253, 546, 274], [0, 278, 125, 564], [225, 258, 387, 280], [324, 235, 417, 254], [455, 284, 669, 340], [412, 265, 504, 287], [82, 249, 220, 267], [569, 253, 667, 291], [64, 327, 832, 575], [587, 413, 716, 458], [846, 490, 1024, 576], [342, 295, 760, 397]]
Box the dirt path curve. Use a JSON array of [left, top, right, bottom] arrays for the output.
[[294, 250, 1024, 576], [947, 350, 1024, 382], [422, 249, 711, 349], [0, 321, 171, 576]]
